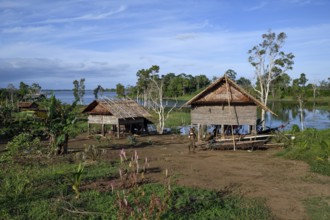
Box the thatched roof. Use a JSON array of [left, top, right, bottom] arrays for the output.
[[82, 98, 151, 119], [18, 102, 38, 109], [184, 75, 276, 115]]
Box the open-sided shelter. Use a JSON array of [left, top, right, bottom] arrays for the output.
[[184, 75, 275, 140], [82, 98, 152, 138]]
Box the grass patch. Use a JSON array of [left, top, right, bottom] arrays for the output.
[[165, 109, 191, 128], [0, 150, 273, 219], [304, 196, 330, 220], [277, 128, 330, 176]]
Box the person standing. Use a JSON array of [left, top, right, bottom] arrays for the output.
[[188, 127, 197, 152]]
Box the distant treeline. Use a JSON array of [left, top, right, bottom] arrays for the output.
[[1, 72, 330, 104]]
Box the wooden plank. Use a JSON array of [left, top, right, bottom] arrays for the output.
[[88, 115, 118, 124]]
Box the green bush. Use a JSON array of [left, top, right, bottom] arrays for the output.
[[6, 133, 41, 156], [278, 128, 330, 176]]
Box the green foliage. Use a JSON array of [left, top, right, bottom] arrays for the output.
[[291, 124, 300, 133], [130, 67, 211, 99], [6, 133, 41, 156], [41, 95, 79, 154], [224, 69, 237, 81], [277, 128, 330, 176], [0, 147, 274, 220], [162, 186, 272, 220], [0, 105, 16, 137], [304, 196, 330, 220], [72, 78, 85, 104], [116, 83, 125, 97], [72, 163, 84, 199], [165, 109, 191, 128], [93, 85, 104, 99], [127, 135, 137, 146], [74, 144, 104, 162]]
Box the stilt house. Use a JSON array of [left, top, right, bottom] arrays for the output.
[[82, 98, 152, 138], [184, 75, 275, 140]]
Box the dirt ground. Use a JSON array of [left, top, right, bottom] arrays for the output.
[[70, 133, 329, 219]]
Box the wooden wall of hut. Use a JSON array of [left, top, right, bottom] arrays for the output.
[[191, 105, 257, 125]]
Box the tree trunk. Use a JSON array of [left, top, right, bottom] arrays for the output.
[[298, 96, 304, 131], [58, 134, 69, 154], [49, 134, 57, 155], [143, 90, 148, 108]]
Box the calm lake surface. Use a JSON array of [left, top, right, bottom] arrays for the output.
[[49, 90, 330, 131]]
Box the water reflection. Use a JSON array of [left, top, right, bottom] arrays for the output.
[[264, 101, 330, 130]]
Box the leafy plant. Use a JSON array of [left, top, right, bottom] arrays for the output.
[[127, 135, 137, 146], [74, 144, 104, 162], [72, 163, 84, 199], [278, 128, 330, 176], [6, 133, 41, 156]]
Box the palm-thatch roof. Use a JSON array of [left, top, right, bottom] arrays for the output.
[[184, 75, 276, 115], [18, 102, 39, 110], [82, 98, 151, 119]]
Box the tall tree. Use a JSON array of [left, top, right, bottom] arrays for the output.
[[19, 81, 29, 99], [236, 77, 252, 87], [136, 65, 159, 108], [292, 75, 307, 131], [30, 83, 42, 94], [248, 31, 294, 128], [93, 85, 104, 99], [7, 84, 16, 106], [270, 73, 291, 99], [224, 69, 237, 81], [116, 83, 125, 97], [298, 73, 308, 87], [194, 74, 210, 91], [312, 84, 317, 105], [72, 78, 85, 104], [147, 67, 176, 134], [42, 95, 78, 154]]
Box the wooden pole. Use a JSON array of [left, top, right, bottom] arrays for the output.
[[117, 122, 120, 138], [225, 75, 236, 151], [101, 123, 105, 136]]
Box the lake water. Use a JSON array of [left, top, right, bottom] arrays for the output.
[[49, 90, 330, 131], [45, 90, 116, 104], [264, 101, 330, 131]]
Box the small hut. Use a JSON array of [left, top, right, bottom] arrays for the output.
[[184, 75, 275, 140], [82, 98, 152, 138], [18, 102, 39, 111]]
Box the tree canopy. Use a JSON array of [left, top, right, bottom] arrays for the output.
[[248, 30, 294, 127]]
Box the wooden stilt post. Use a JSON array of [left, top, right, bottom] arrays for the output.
[[225, 75, 236, 151], [88, 123, 90, 136], [197, 124, 201, 142], [117, 122, 120, 138]]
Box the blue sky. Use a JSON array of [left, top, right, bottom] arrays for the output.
[[0, 0, 330, 89]]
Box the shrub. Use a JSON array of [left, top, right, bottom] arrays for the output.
[[6, 133, 41, 156], [278, 128, 330, 176], [127, 135, 137, 146]]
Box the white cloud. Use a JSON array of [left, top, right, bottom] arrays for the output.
[[0, 0, 329, 89], [38, 5, 126, 24], [245, 1, 268, 11]]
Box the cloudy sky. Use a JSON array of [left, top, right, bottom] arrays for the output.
[[1, 0, 330, 89]]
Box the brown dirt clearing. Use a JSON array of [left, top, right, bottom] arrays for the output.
[[69, 134, 330, 220]]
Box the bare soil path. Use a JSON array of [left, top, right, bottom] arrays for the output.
[[70, 134, 330, 220]]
